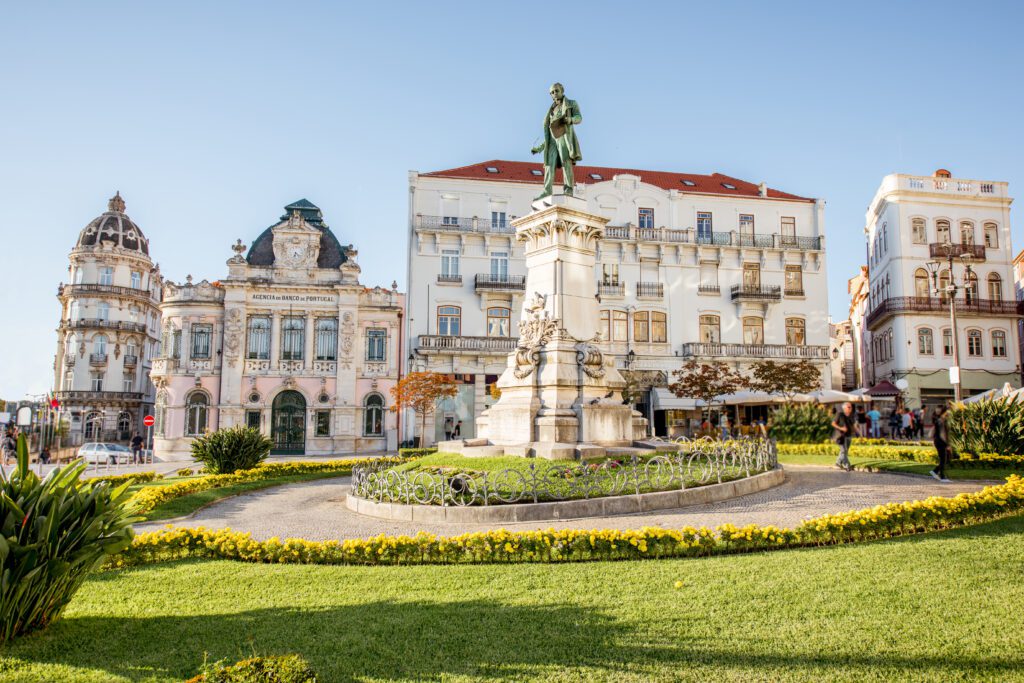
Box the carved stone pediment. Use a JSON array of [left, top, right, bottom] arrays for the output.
[[271, 210, 321, 270]]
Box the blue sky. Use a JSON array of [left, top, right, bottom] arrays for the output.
[[2, 1, 1023, 398]]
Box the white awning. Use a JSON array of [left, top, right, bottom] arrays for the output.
[[652, 387, 700, 411]]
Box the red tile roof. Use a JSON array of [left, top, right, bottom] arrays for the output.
[[422, 160, 814, 202]]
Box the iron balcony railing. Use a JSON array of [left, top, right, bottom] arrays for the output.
[[415, 215, 516, 234], [928, 243, 987, 261], [59, 284, 156, 302], [865, 296, 1024, 329], [784, 288, 805, 297], [436, 274, 462, 285], [63, 318, 148, 333], [474, 274, 526, 291], [418, 335, 518, 354], [636, 282, 664, 298], [698, 283, 721, 295], [730, 284, 782, 302], [55, 390, 145, 402], [123, 354, 138, 366], [89, 353, 108, 365], [604, 229, 823, 251], [680, 342, 830, 360], [598, 282, 625, 296]]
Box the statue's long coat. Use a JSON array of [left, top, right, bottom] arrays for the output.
[[542, 98, 582, 166]]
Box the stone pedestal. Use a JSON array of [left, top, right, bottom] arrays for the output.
[[473, 195, 647, 459]]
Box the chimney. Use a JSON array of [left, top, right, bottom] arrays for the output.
[[758, 182, 768, 198]]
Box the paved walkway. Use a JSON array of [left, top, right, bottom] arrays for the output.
[[135, 466, 993, 540]]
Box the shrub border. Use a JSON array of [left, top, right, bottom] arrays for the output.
[[111, 476, 1024, 568]]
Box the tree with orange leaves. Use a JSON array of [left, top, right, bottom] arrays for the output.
[[390, 372, 458, 446]]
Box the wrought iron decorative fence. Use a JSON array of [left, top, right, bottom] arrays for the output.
[[351, 438, 777, 507]]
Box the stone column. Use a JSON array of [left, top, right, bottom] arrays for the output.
[[304, 312, 316, 369], [269, 313, 281, 370]]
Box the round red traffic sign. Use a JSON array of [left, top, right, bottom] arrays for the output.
[[143, 415, 155, 427]]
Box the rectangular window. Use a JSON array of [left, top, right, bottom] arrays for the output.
[[486, 307, 511, 337], [781, 217, 796, 240], [316, 318, 338, 360], [638, 208, 654, 229], [100, 267, 113, 286], [742, 263, 761, 289], [918, 328, 934, 355], [697, 212, 713, 241], [633, 311, 650, 342], [123, 377, 133, 392], [246, 410, 261, 430], [172, 330, 181, 359], [993, 331, 1007, 357], [437, 306, 461, 336], [600, 310, 610, 341], [366, 328, 387, 361], [739, 214, 754, 236], [315, 411, 330, 437], [967, 331, 983, 357], [912, 219, 927, 244], [91, 374, 103, 391], [785, 265, 803, 294], [131, 271, 141, 288], [785, 318, 806, 345], [191, 324, 213, 359], [247, 317, 271, 359], [441, 249, 460, 277], [612, 310, 628, 342], [602, 264, 619, 285], [699, 315, 720, 343], [743, 317, 764, 345], [491, 211, 507, 229], [699, 262, 718, 289], [651, 312, 667, 343], [489, 251, 509, 279], [126, 342, 137, 358], [281, 317, 305, 360]]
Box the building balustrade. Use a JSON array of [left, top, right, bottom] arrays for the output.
[[474, 273, 526, 291], [865, 296, 1024, 329], [437, 274, 463, 285], [784, 288, 805, 297], [89, 353, 108, 365], [636, 282, 664, 298], [730, 284, 782, 302], [122, 354, 138, 366], [55, 390, 145, 403], [928, 243, 987, 261], [417, 334, 518, 354], [59, 283, 156, 302], [415, 214, 516, 234], [62, 318, 148, 333], [600, 226, 822, 251], [598, 282, 625, 296], [680, 342, 830, 360], [698, 283, 721, 295], [244, 358, 270, 373]]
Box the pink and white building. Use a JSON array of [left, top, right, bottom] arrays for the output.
[[151, 200, 404, 459]]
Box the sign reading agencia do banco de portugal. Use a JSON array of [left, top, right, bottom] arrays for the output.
[[247, 291, 339, 304]]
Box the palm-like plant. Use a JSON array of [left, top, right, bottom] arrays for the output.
[[770, 403, 833, 444], [947, 397, 1024, 456], [190, 426, 274, 474]]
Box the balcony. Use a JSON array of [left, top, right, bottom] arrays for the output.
[[415, 215, 516, 235], [928, 243, 987, 261], [636, 282, 664, 299], [865, 296, 1024, 329], [59, 283, 155, 304], [122, 354, 138, 366], [784, 288, 805, 297], [417, 335, 518, 355], [55, 390, 145, 403], [436, 274, 462, 285], [598, 282, 625, 297], [598, 226, 824, 251], [680, 343, 830, 360], [62, 318, 148, 334], [89, 353, 108, 366], [698, 284, 721, 295], [475, 273, 526, 292], [730, 284, 782, 302]]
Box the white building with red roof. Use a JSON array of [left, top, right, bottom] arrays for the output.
[[405, 160, 831, 443]]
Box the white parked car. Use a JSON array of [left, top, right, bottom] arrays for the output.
[[77, 443, 133, 464]]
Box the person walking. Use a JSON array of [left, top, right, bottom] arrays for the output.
[[831, 402, 856, 471], [130, 432, 144, 464], [1, 428, 16, 472], [452, 420, 462, 439], [901, 409, 913, 440], [719, 412, 730, 441], [930, 405, 952, 482], [867, 406, 881, 439]]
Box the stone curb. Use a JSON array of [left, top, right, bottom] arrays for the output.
[[345, 466, 786, 523]]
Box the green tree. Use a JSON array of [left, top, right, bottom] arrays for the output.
[[669, 360, 747, 424]]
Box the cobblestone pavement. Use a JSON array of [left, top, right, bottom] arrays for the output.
[[135, 465, 995, 540]]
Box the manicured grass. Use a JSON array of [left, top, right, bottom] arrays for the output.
[[777, 452, 1013, 481], [136, 472, 348, 522], [3, 514, 1024, 682]]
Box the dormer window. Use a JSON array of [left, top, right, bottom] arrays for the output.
[[721, 183, 736, 190], [530, 169, 542, 176], [485, 167, 499, 174], [589, 173, 603, 180], [681, 180, 696, 187]]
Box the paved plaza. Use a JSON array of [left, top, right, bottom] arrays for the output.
[[135, 465, 993, 540]]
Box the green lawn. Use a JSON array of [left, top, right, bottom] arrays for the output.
[[3, 515, 1023, 682], [776, 452, 1014, 481]]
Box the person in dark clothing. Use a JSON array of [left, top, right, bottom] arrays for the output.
[[831, 402, 856, 471], [39, 446, 51, 465], [452, 420, 462, 439], [130, 432, 144, 464], [930, 405, 951, 482]]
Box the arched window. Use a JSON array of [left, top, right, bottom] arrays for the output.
[[65, 333, 77, 356], [960, 221, 975, 245], [699, 314, 720, 344], [84, 412, 103, 440], [936, 220, 951, 244], [966, 329, 983, 357], [911, 218, 927, 244], [437, 306, 461, 336], [984, 222, 999, 249], [742, 317, 764, 345], [633, 311, 650, 342], [785, 318, 806, 345], [117, 411, 132, 440], [938, 270, 951, 302], [914, 268, 930, 299], [964, 271, 979, 304], [651, 312, 667, 343], [185, 392, 209, 436], [97, 301, 109, 321], [486, 307, 511, 337], [992, 330, 1008, 357], [94, 334, 108, 356], [988, 273, 1002, 301], [917, 328, 934, 355], [363, 394, 384, 436], [155, 392, 167, 437]]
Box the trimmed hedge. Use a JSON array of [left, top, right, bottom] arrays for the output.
[[111, 476, 1024, 567], [398, 447, 438, 458], [187, 655, 317, 682], [952, 453, 1024, 470], [84, 471, 161, 485], [777, 443, 936, 464]]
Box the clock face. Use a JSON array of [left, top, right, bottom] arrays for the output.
[[290, 246, 304, 259]]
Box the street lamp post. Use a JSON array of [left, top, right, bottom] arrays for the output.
[[924, 249, 973, 403]]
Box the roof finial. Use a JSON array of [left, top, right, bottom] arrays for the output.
[[108, 191, 125, 213]]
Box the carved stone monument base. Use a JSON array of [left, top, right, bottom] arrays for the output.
[[467, 195, 647, 460]]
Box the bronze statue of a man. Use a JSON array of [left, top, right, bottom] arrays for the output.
[[531, 82, 582, 200]]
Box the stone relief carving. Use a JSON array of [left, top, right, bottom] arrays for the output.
[[223, 308, 244, 367], [339, 311, 355, 370], [575, 342, 606, 379], [513, 292, 559, 379]]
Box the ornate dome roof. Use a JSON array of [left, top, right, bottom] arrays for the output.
[[246, 199, 348, 268], [76, 192, 150, 255]]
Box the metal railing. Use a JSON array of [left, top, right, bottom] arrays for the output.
[[636, 282, 664, 298], [475, 274, 526, 290], [436, 274, 462, 284], [928, 243, 987, 261], [351, 439, 776, 506], [415, 215, 516, 234], [122, 354, 138, 366], [698, 284, 721, 295], [417, 335, 518, 353], [865, 296, 1024, 329], [784, 288, 805, 297], [62, 319, 148, 333], [55, 390, 145, 402], [59, 284, 156, 301], [598, 282, 625, 296], [89, 353, 108, 365], [730, 284, 782, 302], [680, 342, 830, 360]]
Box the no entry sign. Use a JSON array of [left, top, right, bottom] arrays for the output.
[[143, 415, 155, 427]]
